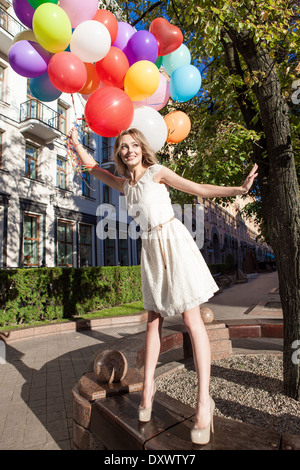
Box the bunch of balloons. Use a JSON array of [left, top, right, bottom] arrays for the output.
[[9, 1, 202, 151]]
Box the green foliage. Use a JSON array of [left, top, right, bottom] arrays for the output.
[[208, 263, 236, 275], [224, 253, 235, 265], [118, 0, 299, 228], [0, 266, 142, 328]]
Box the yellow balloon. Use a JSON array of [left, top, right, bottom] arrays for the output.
[[12, 30, 37, 45], [33, 4, 72, 53], [124, 60, 160, 102]]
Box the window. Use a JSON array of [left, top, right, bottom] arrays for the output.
[[104, 239, 115, 266], [103, 184, 110, 203], [57, 220, 73, 266], [23, 214, 40, 267], [25, 144, 38, 179], [82, 119, 92, 148], [102, 137, 109, 162], [57, 103, 67, 133], [0, 65, 4, 101], [0, 132, 3, 168], [101, 137, 114, 162], [56, 156, 66, 189], [0, 8, 7, 31], [79, 224, 92, 267], [82, 171, 90, 197], [136, 237, 142, 265], [119, 239, 128, 266]]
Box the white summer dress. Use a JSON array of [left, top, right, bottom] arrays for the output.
[[123, 164, 219, 317]]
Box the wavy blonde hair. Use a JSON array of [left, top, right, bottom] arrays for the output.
[[113, 128, 158, 178]]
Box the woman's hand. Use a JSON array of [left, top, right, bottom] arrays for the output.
[[68, 127, 79, 146], [241, 163, 258, 194]]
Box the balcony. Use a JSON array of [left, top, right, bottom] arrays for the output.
[[0, 6, 25, 55], [19, 99, 61, 143]]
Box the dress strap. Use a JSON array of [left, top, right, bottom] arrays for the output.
[[147, 164, 163, 181]]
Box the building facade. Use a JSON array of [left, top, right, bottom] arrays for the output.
[[201, 198, 272, 272], [0, 0, 138, 269]]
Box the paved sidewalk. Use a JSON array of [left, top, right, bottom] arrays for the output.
[[0, 271, 283, 450]]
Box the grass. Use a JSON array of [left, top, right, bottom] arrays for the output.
[[80, 301, 145, 319], [0, 300, 145, 332]]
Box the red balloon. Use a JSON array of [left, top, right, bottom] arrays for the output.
[[48, 51, 87, 93], [85, 87, 134, 137], [149, 17, 183, 56], [96, 46, 129, 88], [93, 9, 118, 44]]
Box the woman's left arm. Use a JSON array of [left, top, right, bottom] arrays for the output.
[[157, 163, 258, 198]]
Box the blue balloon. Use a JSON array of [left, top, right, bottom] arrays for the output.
[[169, 64, 201, 102], [29, 72, 62, 102]]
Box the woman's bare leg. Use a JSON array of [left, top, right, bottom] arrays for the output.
[[140, 310, 164, 409], [182, 305, 212, 429]]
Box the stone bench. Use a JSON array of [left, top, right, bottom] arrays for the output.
[[72, 383, 299, 450], [72, 320, 299, 451]]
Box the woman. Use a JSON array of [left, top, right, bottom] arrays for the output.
[[69, 126, 258, 445]]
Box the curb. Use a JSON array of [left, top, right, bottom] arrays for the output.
[[0, 315, 283, 344], [0, 311, 148, 344], [226, 319, 283, 339]]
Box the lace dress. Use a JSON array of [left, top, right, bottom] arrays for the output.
[[123, 164, 219, 317]]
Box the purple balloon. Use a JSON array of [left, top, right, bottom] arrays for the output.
[[124, 30, 158, 66], [13, 0, 34, 29], [112, 22, 135, 51], [9, 40, 52, 78]]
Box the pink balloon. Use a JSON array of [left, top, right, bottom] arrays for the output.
[[133, 73, 170, 111], [112, 22, 134, 51], [60, 0, 98, 28]]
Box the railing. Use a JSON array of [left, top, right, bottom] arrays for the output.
[[0, 5, 25, 36], [20, 99, 60, 130]]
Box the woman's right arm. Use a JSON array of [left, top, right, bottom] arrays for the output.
[[68, 127, 125, 193]]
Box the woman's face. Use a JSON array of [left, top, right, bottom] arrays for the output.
[[119, 134, 143, 168]]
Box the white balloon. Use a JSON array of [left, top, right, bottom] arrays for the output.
[[70, 20, 111, 63], [129, 106, 167, 152]]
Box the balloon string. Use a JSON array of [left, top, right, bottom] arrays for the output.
[[66, 133, 96, 191], [71, 93, 78, 122]]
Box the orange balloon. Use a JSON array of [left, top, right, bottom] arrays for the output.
[[164, 110, 191, 143], [79, 63, 101, 95]]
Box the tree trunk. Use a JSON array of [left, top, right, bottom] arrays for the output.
[[226, 30, 300, 399]]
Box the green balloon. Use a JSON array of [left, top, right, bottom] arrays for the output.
[[155, 56, 163, 69], [28, 0, 58, 11]]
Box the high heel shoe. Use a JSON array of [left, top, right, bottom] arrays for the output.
[[138, 383, 156, 422], [191, 397, 215, 445]]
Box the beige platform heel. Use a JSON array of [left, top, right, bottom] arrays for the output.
[[191, 397, 215, 445], [138, 383, 156, 422]]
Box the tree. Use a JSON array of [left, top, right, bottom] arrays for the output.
[[114, 0, 300, 399]]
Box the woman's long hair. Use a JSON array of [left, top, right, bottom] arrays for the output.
[[113, 128, 158, 178]]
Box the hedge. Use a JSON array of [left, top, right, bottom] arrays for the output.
[[0, 266, 142, 328], [208, 263, 236, 275]]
